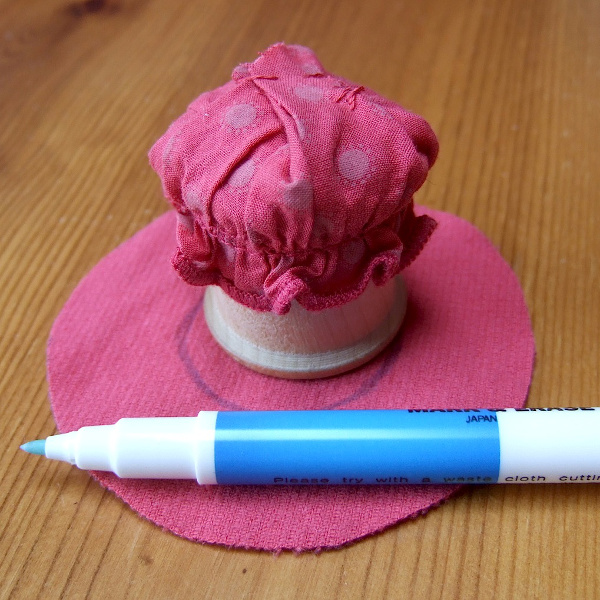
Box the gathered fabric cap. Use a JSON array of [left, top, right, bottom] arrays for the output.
[[149, 43, 438, 314]]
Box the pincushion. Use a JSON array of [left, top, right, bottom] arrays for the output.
[[148, 43, 438, 315]]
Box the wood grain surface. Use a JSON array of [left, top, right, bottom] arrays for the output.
[[1, 0, 599, 598]]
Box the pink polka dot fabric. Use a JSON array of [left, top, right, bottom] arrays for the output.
[[148, 43, 438, 315], [47, 207, 535, 553]]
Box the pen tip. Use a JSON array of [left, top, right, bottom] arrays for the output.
[[20, 440, 46, 456]]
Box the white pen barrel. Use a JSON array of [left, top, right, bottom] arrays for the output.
[[110, 418, 198, 478], [57, 418, 198, 478], [497, 409, 600, 483]]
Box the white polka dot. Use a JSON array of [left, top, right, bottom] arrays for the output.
[[225, 104, 256, 128], [294, 118, 307, 140], [370, 102, 391, 119], [293, 85, 323, 102], [193, 259, 211, 269], [338, 149, 370, 181], [283, 180, 313, 212], [232, 64, 250, 78], [162, 134, 177, 169], [185, 189, 205, 212], [302, 63, 323, 76], [221, 242, 236, 262], [228, 159, 255, 188], [176, 212, 194, 232]]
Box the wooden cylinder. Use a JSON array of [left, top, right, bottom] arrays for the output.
[[203, 276, 407, 379]]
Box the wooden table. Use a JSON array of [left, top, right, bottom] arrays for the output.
[[1, 1, 599, 598]]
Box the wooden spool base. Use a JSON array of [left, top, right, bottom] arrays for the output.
[[203, 277, 407, 379]]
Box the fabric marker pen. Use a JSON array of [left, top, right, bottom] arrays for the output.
[[20, 408, 600, 485]]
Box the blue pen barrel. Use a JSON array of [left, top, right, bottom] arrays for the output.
[[214, 410, 501, 485]]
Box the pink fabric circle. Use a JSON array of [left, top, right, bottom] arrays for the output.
[[47, 207, 535, 552]]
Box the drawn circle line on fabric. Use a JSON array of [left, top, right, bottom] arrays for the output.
[[176, 294, 400, 410]]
